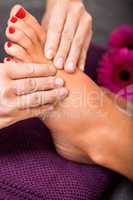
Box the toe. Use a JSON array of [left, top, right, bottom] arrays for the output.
[[4, 42, 32, 62], [4, 57, 15, 63], [8, 17, 40, 46], [6, 25, 34, 55], [10, 5, 45, 45]]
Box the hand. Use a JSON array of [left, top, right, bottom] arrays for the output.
[[0, 63, 68, 129], [42, 0, 93, 73]]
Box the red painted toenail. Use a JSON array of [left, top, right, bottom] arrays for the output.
[[10, 16, 18, 23], [9, 27, 15, 34], [7, 42, 13, 48], [15, 8, 26, 19], [6, 57, 12, 62]]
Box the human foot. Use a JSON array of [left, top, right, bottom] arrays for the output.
[[4, 5, 104, 163], [5, 6, 121, 166], [5, 5, 47, 64]]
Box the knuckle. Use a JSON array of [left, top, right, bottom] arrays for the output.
[[26, 78, 37, 92], [1, 86, 14, 99], [49, 22, 62, 37], [72, 2, 84, 14], [75, 37, 83, 49], [30, 93, 42, 107], [77, 2, 85, 13], [49, 20, 58, 32], [0, 107, 12, 117], [24, 64, 35, 75], [62, 29, 72, 42], [0, 91, 15, 114], [48, 77, 55, 87]]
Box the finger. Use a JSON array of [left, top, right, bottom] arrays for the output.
[[65, 13, 92, 73], [45, 2, 68, 59], [4, 42, 32, 62], [13, 76, 65, 95], [78, 30, 93, 71], [6, 26, 35, 56], [10, 5, 45, 45], [41, 13, 50, 32], [16, 87, 68, 109], [54, 5, 82, 69], [4, 63, 56, 79], [22, 104, 55, 120]]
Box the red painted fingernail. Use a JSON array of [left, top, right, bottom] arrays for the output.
[[6, 57, 12, 62], [7, 42, 13, 48], [15, 8, 26, 19], [10, 16, 18, 23], [9, 26, 15, 34]]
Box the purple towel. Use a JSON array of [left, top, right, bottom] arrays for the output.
[[0, 45, 114, 200]]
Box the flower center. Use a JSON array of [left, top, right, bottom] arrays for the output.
[[127, 44, 133, 50], [119, 70, 130, 81]]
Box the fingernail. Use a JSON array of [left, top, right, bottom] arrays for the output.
[[48, 106, 54, 111], [80, 64, 85, 71], [10, 16, 18, 23], [15, 7, 26, 19], [66, 61, 74, 73], [54, 57, 64, 68], [7, 42, 13, 48], [55, 77, 64, 87], [9, 26, 15, 34], [45, 49, 54, 59], [59, 88, 68, 99]]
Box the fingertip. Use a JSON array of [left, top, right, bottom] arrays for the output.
[[45, 48, 54, 60], [54, 57, 64, 69], [79, 64, 85, 71], [54, 77, 65, 87], [64, 61, 75, 73], [59, 87, 69, 99]]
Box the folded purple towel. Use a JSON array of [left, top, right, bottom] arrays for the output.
[[0, 45, 114, 200]]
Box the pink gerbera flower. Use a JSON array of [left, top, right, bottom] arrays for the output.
[[97, 48, 133, 97], [109, 25, 133, 49]]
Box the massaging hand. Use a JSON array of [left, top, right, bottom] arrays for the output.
[[0, 63, 68, 129], [42, 0, 92, 72]]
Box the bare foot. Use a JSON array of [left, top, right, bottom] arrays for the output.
[[5, 5, 46, 64], [5, 5, 115, 164]]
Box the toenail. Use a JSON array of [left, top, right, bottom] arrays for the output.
[[15, 8, 26, 19], [9, 27, 15, 34], [10, 16, 18, 23], [7, 42, 13, 48], [6, 57, 12, 62]]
